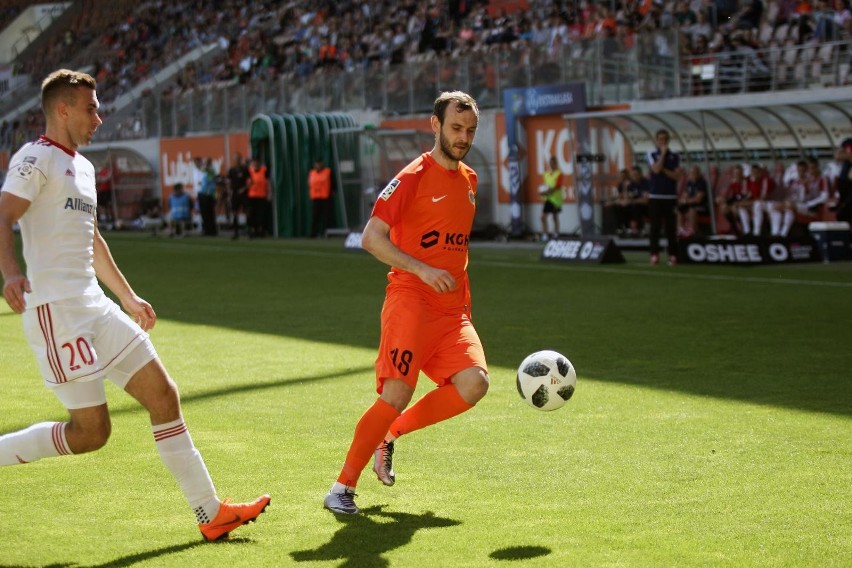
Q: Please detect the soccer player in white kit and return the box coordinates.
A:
[0,69,269,541]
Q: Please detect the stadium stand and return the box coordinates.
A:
[0,0,849,236]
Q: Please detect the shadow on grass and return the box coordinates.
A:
[0,539,206,568]
[489,545,552,560]
[290,505,460,567]
[77,236,852,418]
[1,366,373,433]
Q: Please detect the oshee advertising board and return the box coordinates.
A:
[677,237,819,265]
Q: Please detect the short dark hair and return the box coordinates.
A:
[41,69,96,114]
[433,91,479,124]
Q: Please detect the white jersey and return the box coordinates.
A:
[1,135,101,307]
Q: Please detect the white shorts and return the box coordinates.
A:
[22,294,158,409]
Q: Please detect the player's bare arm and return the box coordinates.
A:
[0,192,32,313]
[91,225,157,330]
[361,216,456,293]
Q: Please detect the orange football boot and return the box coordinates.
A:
[199,494,271,541]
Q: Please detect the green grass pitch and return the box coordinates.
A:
[0,234,849,567]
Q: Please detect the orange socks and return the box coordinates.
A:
[388,384,473,439]
[337,398,400,487]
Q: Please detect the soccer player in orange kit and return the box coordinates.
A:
[324,91,489,514]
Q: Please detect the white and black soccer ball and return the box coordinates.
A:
[516,350,577,411]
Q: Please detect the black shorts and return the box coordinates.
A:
[543,201,562,214]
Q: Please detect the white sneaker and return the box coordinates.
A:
[323,488,359,514]
[373,440,396,486]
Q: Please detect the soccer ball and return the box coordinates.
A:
[516,350,577,411]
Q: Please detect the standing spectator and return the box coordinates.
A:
[247,157,269,238]
[647,129,683,265]
[96,163,114,229]
[324,92,489,515]
[168,182,192,237]
[0,69,269,542]
[677,165,709,237]
[308,158,333,238]
[834,134,852,225]
[228,153,250,240]
[539,155,566,240]
[197,158,218,236]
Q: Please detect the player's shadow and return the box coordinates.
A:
[291,505,461,567]
[0,539,207,568]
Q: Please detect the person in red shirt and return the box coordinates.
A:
[716,164,748,235]
[308,158,333,237]
[324,92,488,515]
[96,163,113,227]
[737,163,764,235]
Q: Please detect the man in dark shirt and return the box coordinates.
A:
[835,137,852,225]
[646,129,683,265]
[228,153,249,240]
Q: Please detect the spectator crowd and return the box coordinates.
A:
[2,0,851,151]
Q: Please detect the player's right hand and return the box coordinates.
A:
[418,265,456,294]
[3,274,31,313]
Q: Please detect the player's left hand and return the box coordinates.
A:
[123,295,157,331]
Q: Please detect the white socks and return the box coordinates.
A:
[738,208,751,235]
[0,422,71,466]
[152,418,219,523]
[781,210,795,237]
[752,202,764,236]
[769,208,782,236]
[330,481,353,494]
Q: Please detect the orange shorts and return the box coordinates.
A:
[374,288,487,393]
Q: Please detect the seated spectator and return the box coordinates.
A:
[716,164,749,235]
[168,182,193,237]
[736,0,766,30]
[687,9,715,44]
[750,163,787,236]
[625,165,651,237]
[798,156,831,215]
[674,0,699,27]
[603,168,633,235]
[677,165,710,236]
[134,200,164,236]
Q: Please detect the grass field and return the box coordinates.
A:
[0,234,850,568]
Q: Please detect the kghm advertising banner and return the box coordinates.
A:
[503,83,586,237]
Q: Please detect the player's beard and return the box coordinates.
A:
[438,129,470,163]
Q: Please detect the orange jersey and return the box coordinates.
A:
[308,167,332,199]
[248,165,268,198]
[371,152,478,309]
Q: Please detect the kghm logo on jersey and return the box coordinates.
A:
[419,230,470,252]
[420,230,440,248]
[379,179,401,201]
